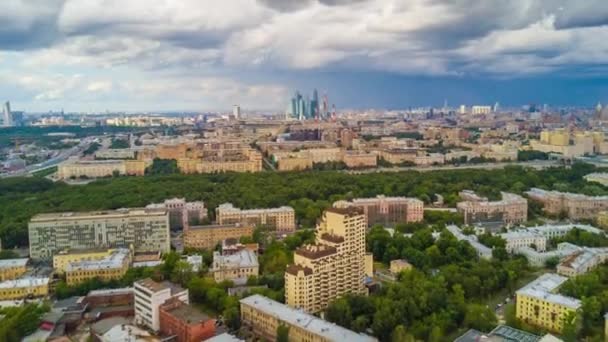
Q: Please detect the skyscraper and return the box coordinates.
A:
[232,105,240,119]
[2,101,12,127]
[312,89,319,118]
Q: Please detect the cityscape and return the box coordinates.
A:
[3,1,608,342]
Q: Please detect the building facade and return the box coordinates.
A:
[65,248,132,285]
[0,258,28,281]
[211,250,259,284]
[285,208,368,313]
[29,208,170,261]
[159,298,216,342]
[146,198,207,230]
[134,278,189,332]
[53,248,116,274]
[57,159,146,179]
[240,294,377,342]
[333,195,424,227]
[457,191,527,225]
[216,203,296,234]
[526,188,608,220]
[0,277,49,300]
[183,223,254,250]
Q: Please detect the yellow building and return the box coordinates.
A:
[216,203,296,234]
[597,211,608,230]
[240,294,377,342]
[57,159,146,179]
[211,250,258,284]
[183,224,254,250]
[285,207,367,313]
[515,273,581,333]
[64,248,132,285]
[540,129,570,146]
[0,258,28,281]
[53,248,115,274]
[0,277,49,300]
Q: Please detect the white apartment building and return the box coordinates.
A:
[134,278,189,331]
[500,230,547,253]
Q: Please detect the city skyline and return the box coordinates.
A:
[2,1,608,112]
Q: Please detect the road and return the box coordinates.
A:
[343,160,561,174]
[1,138,96,178]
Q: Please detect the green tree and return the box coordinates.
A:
[277,324,290,342]
[464,304,497,332]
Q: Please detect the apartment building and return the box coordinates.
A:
[146,198,207,230]
[499,231,547,253]
[342,151,377,168]
[65,248,132,285]
[159,298,216,342]
[333,195,424,227]
[134,278,189,332]
[446,225,492,260]
[557,247,608,277]
[240,294,377,342]
[0,258,28,281]
[526,188,608,220]
[516,274,581,333]
[211,250,259,284]
[183,223,254,250]
[285,207,368,313]
[515,243,582,268]
[53,248,117,274]
[457,191,527,225]
[29,208,170,261]
[0,276,49,300]
[216,203,296,234]
[57,159,146,179]
[176,148,263,174]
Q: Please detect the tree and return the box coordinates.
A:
[325,298,353,328]
[391,325,415,342]
[464,304,497,332]
[561,311,580,342]
[277,324,290,342]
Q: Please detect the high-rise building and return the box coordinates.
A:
[28,208,170,261]
[312,89,319,118]
[2,101,12,127]
[233,105,240,119]
[285,207,368,313]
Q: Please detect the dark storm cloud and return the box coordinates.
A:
[0,0,64,50]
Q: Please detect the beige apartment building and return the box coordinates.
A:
[526,188,608,220]
[177,150,262,174]
[28,208,170,261]
[240,294,377,342]
[342,151,377,168]
[65,248,132,285]
[457,191,528,225]
[285,207,368,313]
[183,223,254,250]
[333,195,424,227]
[211,250,259,284]
[57,159,146,179]
[216,203,296,234]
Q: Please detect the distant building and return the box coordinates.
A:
[526,188,608,220]
[53,248,120,274]
[29,208,170,261]
[556,247,608,277]
[134,278,189,331]
[211,250,259,284]
[2,101,12,127]
[285,208,368,313]
[57,159,146,179]
[99,323,160,342]
[183,223,254,250]
[390,259,413,275]
[333,195,424,227]
[233,105,241,120]
[516,274,580,333]
[446,225,492,260]
[240,294,377,342]
[216,203,296,234]
[146,198,207,230]
[457,191,527,226]
[471,106,492,115]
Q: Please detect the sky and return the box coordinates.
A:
[2,0,608,112]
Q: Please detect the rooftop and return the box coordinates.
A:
[516,273,581,310]
[240,295,377,342]
[160,299,211,324]
[87,287,133,297]
[30,208,167,222]
[217,203,294,215]
[135,278,186,296]
[0,258,28,269]
[204,333,244,342]
[65,248,130,272]
[324,206,364,217]
[295,244,337,259]
[285,264,313,276]
[213,250,258,269]
[0,276,49,289]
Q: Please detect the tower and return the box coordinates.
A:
[2,101,12,127]
[232,105,241,119]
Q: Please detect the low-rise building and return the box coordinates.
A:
[515,243,582,268]
[216,203,296,234]
[65,248,132,285]
[53,248,117,274]
[159,298,216,342]
[0,258,28,281]
[0,276,49,300]
[556,247,608,277]
[457,191,527,226]
[500,230,547,253]
[390,259,413,274]
[240,294,378,342]
[446,225,492,259]
[515,273,581,333]
[57,159,146,179]
[342,151,377,168]
[526,188,608,220]
[134,278,189,332]
[183,223,254,250]
[333,195,424,227]
[211,250,259,284]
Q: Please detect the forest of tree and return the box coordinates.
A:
[0,162,606,248]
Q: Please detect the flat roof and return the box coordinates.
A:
[135,278,185,295]
[0,258,28,269]
[66,249,130,272]
[30,208,168,222]
[162,300,210,324]
[213,250,258,269]
[0,276,49,289]
[240,294,377,342]
[204,333,244,342]
[216,203,294,214]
